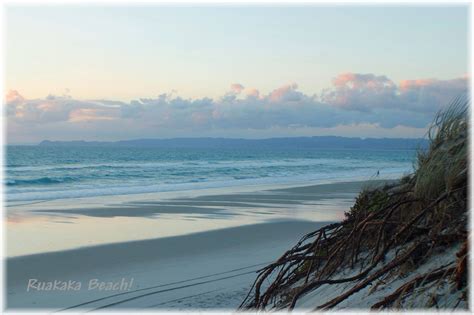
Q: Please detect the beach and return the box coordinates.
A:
[6,180,385,310]
[7,221,326,310]
[4,4,468,311]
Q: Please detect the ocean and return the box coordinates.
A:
[5,145,417,203]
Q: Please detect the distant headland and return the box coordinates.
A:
[38,136,428,150]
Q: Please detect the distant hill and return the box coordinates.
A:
[39,137,428,150]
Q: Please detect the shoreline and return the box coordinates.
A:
[8,178,392,214]
[7,179,391,257]
[7,173,402,206]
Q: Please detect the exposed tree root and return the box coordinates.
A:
[371,265,456,310]
[240,98,468,311]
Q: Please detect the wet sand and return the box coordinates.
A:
[6,179,391,310]
[7,221,329,310]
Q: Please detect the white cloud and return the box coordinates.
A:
[321,73,468,114]
[5,73,468,143]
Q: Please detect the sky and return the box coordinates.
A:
[4,5,470,143]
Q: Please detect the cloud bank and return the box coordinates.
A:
[5,73,468,143]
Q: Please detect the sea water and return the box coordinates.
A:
[5,145,417,203]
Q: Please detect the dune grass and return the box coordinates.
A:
[240,97,469,311]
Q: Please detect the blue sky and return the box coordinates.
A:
[5,5,470,143]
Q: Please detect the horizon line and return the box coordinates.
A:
[7,135,428,146]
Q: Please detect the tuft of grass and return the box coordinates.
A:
[241,96,469,311]
[414,96,468,200]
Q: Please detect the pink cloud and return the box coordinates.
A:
[269,83,300,102]
[230,83,245,94]
[322,73,467,113]
[69,108,116,123]
[332,73,356,87]
[398,77,468,93]
[246,88,260,98]
[5,90,24,104]
[5,73,468,143]
[332,73,395,90]
[322,73,397,111]
[399,79,436,91]
[37,103,58,111]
